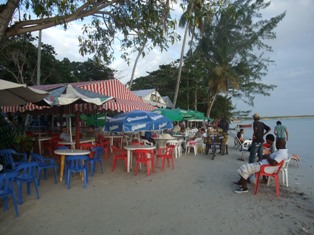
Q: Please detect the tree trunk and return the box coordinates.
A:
[206,94,217,118]
[173,22,189,107]
[129,41,146,89]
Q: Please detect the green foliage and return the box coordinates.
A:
[0,112,15,149]
[0,37,116,85]
[193,0,285,107]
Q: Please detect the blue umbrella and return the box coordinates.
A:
[104,110,173,132]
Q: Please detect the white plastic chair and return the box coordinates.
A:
[186,138,203,156]
[166,139,181,158]
[240,139,252,161]
[267,157,291,187]
[186,140,198,156]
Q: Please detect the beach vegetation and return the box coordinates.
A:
[190,0,286,117]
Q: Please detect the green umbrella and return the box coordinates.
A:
[153,108,183,121]
[175,108,194,119]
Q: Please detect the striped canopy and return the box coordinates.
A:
[1,79,155,113]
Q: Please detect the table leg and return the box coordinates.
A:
[127,149,131,173]
[60,155,65,182]
[38,140,42,155]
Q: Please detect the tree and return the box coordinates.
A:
[0,33,58,84]
[193,0,285,117]
[0,0,179,64]
[173,0,218,108]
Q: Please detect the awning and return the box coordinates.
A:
[1,79,155,113]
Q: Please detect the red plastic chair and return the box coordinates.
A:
[111,146,127,172]
[42,134,61,156]
[97,136,111,159]
[254,161,284,197]
[133,149,154,176]
[156,145,175,171]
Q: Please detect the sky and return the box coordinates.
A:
[36,0,314,117]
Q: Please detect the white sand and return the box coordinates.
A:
[0,138,313,235]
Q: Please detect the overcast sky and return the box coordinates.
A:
[38,0,314,117]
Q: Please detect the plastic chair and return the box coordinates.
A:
[88,146,104,176]
[134,149,154,176]
[79,142,94,151]
[156,145,175,171]
[42,134,61,156]
[0,171,19,217]
[14,162,40,204]
[166,139,181,158]
[0,149,27,172]
[239,140,252,161]
[30,152,57,185]
[96,136,110,159]
[65,155,89,189]
[186,140,198,156]
[254,161,284,197]
[111,145,127,172]
[267,157,291,187]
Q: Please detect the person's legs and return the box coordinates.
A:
[248,142,261,163]
[257,144,263,161]
[235,163,260,193]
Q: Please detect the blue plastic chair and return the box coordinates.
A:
[14,162,40,204]
[88,146,104,176]
[0,149,27,172]
[0,171,19,217]
[65,155,89,189]
[30,152,57,185]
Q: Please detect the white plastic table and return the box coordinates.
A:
[54,149,90,182]
[58,138,95,149]
[123,145,156,173]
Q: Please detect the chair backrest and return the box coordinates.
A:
[260,161,284,175]
[111,145,127,156]
[0,149,27,171]
[240,140,252,151]
[80,142,94,151]
[133,149,151,161]
[66,155,88,171]
[0,171,17,194]
[91,146,104,159]
[16,162,39,178]
[30,152,45,163]
[0,149,16,171]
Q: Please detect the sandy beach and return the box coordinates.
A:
[0,138,313,235]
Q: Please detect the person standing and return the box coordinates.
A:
[274,121,288,141]
[218,116,229,155]
[248,113,271,163]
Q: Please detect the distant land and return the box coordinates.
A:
[240,115,314,120]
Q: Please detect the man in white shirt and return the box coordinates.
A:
[233,138,288,193]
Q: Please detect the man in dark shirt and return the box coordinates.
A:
[218,116,229,155]
[248,113,271,163]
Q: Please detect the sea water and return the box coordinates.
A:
[232,118,314,165]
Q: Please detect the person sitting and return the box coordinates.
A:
[233,138,288,193]
[172,122,181,133]
[237,129,245,143]
[60,127,71,141]
[85,125,97,139]
[263,134,276,155]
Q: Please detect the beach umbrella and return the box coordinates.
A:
[0,79,48,106]
[40,84,112,106]
[104,110,173,132]
[40,84,113,147]
[152,108,183,121]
